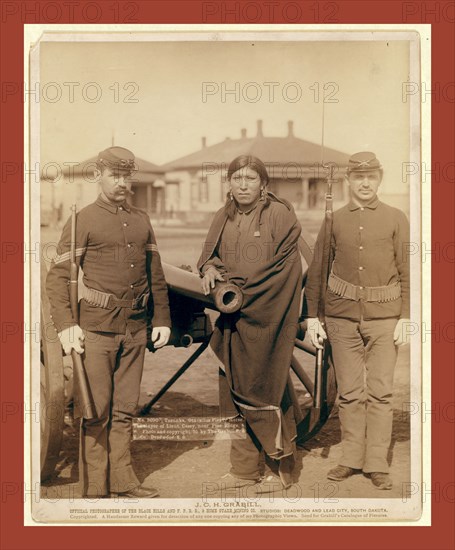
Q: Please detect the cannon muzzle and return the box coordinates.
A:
[147,263,243,351]
[162,263,243,314]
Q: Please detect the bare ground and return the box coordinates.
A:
[41,345,410,501]
[40,225,410,501]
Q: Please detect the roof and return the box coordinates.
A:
[161,122,350,173]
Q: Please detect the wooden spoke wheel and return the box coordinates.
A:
[40,261,65,482]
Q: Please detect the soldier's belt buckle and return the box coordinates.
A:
[357,287,366,301]
[105,294,115,309]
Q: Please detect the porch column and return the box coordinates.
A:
[301,176,309,209]
[146,183,153,213]
[342,176,349,202]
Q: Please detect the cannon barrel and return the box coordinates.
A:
[146,263,243,352]
[161,263,243,314]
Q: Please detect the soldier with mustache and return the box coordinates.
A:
[46,146,171,498]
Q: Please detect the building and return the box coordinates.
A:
[41,124,408,228]
[161,120,351,222]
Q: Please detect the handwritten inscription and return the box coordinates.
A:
[133,416,246,441]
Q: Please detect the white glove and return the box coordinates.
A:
[152,326,171,349]
[394,318,411,346]
[307,318,327,349]
[58,325,85,355]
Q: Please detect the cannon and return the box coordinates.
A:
[39,228,336,482]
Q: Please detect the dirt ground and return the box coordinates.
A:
[40,224,411,501]
[41,345,410,501]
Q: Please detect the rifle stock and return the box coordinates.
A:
[69,205,96,420]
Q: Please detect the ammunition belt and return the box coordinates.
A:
[82,286,149,310]
[328,272,401,303]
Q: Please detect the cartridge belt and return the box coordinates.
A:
[82,286,149,310]
[328,272,401,303]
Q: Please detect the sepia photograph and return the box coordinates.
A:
[26,25,426,524]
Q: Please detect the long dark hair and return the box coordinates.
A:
[227,155,270,186]
[225,155,270,219]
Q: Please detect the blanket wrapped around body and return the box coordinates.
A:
[198,194,303,459]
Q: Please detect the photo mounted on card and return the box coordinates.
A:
[25,24,429,525]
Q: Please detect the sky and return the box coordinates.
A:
[38,31,415,195]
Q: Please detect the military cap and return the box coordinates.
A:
[97,146,137,171]
[346,151,382,173]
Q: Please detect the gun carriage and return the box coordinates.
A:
[40,227,336,482]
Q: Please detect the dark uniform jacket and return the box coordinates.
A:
[46,195,171,334]
[305,198,410,321]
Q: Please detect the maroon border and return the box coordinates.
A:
[1,1,454,549]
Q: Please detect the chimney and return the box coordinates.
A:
[201,137,206,148]
[241,128,247,138]
[287,120,294,138]
[256,119,263,137]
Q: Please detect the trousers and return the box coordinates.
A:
[78,327,147,497]
[325,316,398,473]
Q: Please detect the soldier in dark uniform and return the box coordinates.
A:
[46,146,171,498]
[305,152,410,490]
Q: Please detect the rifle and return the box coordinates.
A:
[69,204,96,419]
[313,165,336,410]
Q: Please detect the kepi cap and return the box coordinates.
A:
[346,151,382,173]
[97,146,136,171]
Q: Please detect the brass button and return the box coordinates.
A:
[359,226,364,230]
[359,246,364,250]
[359,266,364,271]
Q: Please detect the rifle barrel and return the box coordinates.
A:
[69,204,96,420]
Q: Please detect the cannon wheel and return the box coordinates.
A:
[40,261,65,482]
[294,227,337,444]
